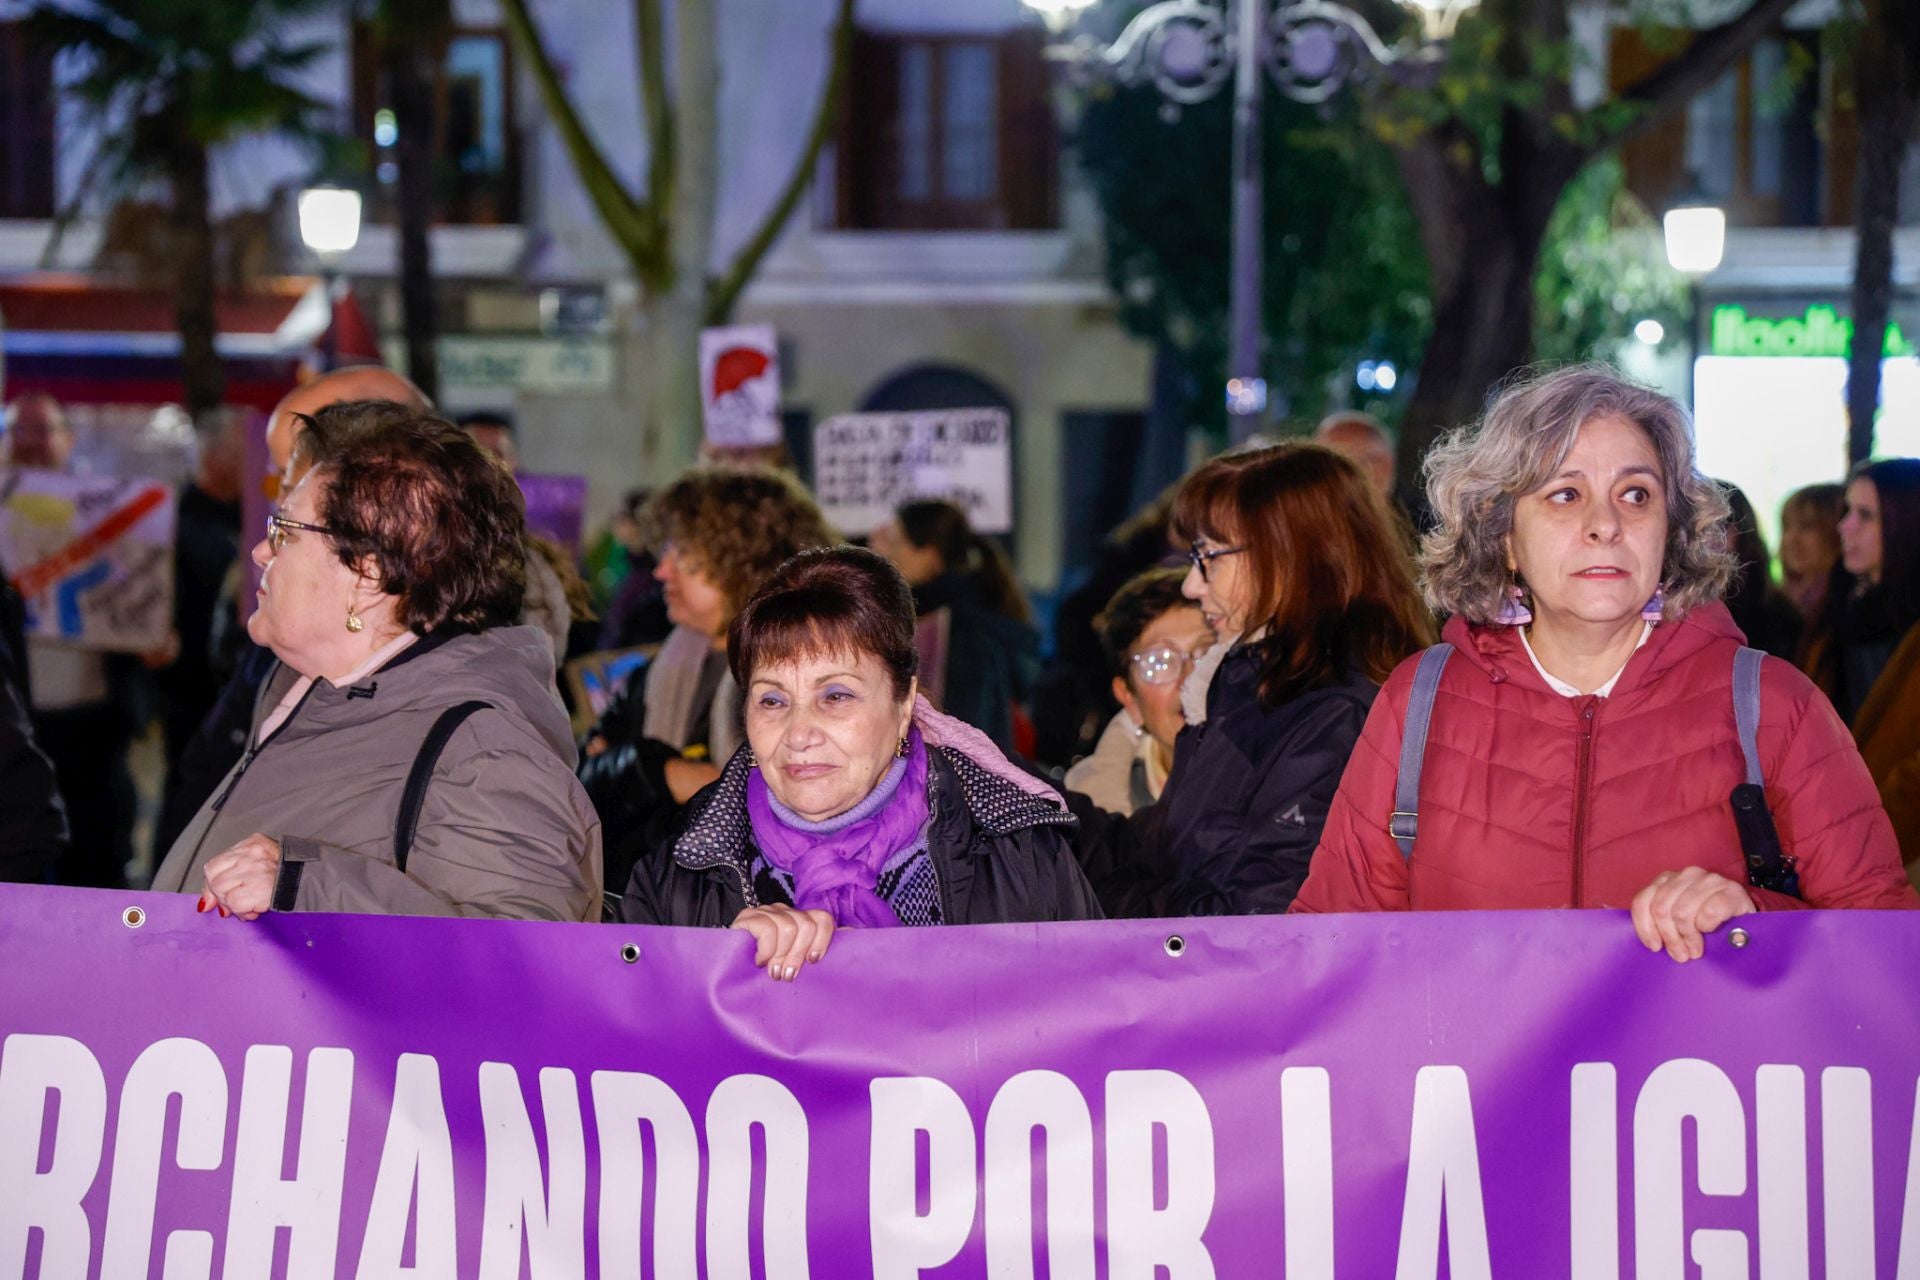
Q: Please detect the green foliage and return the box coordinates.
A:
[1070,5,1686,436]
[1073,70,1431,435]
[25,0,334,196]
[1532,156,1689,366]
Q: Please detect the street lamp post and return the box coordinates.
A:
[1033,0,1451,442]
[297,185,364,372]
[1662,179,1726,409]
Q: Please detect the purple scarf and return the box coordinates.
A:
[745,730,931,928]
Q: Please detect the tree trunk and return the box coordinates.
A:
[643,0,717,471]
[1845,2,1919,467]
[167,134,224,423]
[387,38,441,403]
[635,290,705,478]
[1391,138,1550,503]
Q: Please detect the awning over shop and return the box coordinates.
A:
[0,277,381,411]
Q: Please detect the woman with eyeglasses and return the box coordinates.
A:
[1070,442,1434,916]
[1064,569,1214,814]
[151,402,602,921]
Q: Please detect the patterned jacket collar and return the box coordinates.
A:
[670,743,1074,875]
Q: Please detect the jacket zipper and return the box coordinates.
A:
[1572,697,1600,906]
[183,672,316,873]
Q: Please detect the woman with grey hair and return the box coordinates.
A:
[1292,365,1915,952]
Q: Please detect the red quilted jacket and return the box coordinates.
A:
[1292,603,1918,913]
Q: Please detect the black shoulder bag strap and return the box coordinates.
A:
[1389,643,1455,859]
[1731,646,1800,898]
[394,701,493,873]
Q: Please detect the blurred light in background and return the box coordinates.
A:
[297,185,363,261]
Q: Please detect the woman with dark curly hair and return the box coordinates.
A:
[580,466,837,895]
[151,403,603,921]
[1293,366,1916,952]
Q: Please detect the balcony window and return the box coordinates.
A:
[351,26,520,225]
[837,28,1057,231]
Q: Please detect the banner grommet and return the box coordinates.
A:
[619,942,641,964]
[1163,935,1186,958]
[121,906,145,929]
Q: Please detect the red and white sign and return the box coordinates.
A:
[698,325,782,447]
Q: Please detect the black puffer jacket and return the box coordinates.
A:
[1070,640,1376,917]
[622,743,1101,927]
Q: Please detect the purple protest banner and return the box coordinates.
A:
[2,882,1917,1279]
[517,473,589,555]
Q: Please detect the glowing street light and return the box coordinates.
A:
[1662,179,1724,406]
[298,185,363,371]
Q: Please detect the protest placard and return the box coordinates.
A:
[812,407,1013,534]
[517,472,589,554]
[0,469,175,651]
[699,324,782,447]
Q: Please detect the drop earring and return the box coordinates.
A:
[345,606,364,634]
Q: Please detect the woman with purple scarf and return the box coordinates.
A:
[621,547,1100,977]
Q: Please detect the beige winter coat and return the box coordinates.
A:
[152,624,602,921]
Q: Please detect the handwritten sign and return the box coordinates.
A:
[698,325,782,447]
[0,469,175,651]
[812,408,1013,534]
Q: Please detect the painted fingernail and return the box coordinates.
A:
[784,965,797,981]
[808,952,823,964]
[196,897,209,913]
[217,905,230,918]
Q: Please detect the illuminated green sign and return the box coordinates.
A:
[1710,304,1915,358]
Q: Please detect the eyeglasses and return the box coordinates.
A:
[266,513,341,555]
[1188,538,1246,582]
[1128,642,1205,687]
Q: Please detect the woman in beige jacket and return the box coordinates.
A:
[151,402,601,922]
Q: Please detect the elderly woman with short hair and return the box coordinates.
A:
[623,546,1099,979]
[152,404,602,920]
[1293,365,1917,953]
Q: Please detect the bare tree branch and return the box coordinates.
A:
[1581,0,1801,158]
[637,0,675,220]
[499,0,665,285]
[705,0,855,324]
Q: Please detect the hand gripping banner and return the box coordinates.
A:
[2,882,1917,1279]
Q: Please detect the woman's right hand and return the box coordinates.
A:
[729,904,836,981]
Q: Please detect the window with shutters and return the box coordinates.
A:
[836,29,1058,231]
[350,25,520,226]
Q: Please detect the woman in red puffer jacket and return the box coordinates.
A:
[1291,366,1917,956]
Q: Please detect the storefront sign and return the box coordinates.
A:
[381,337,614,397]
[1710,304,1916,359]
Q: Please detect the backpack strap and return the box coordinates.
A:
[394,701,493,873]
[1732,645,1765,787]
[1389,644,1454,859]
[1728,647,1799,898]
